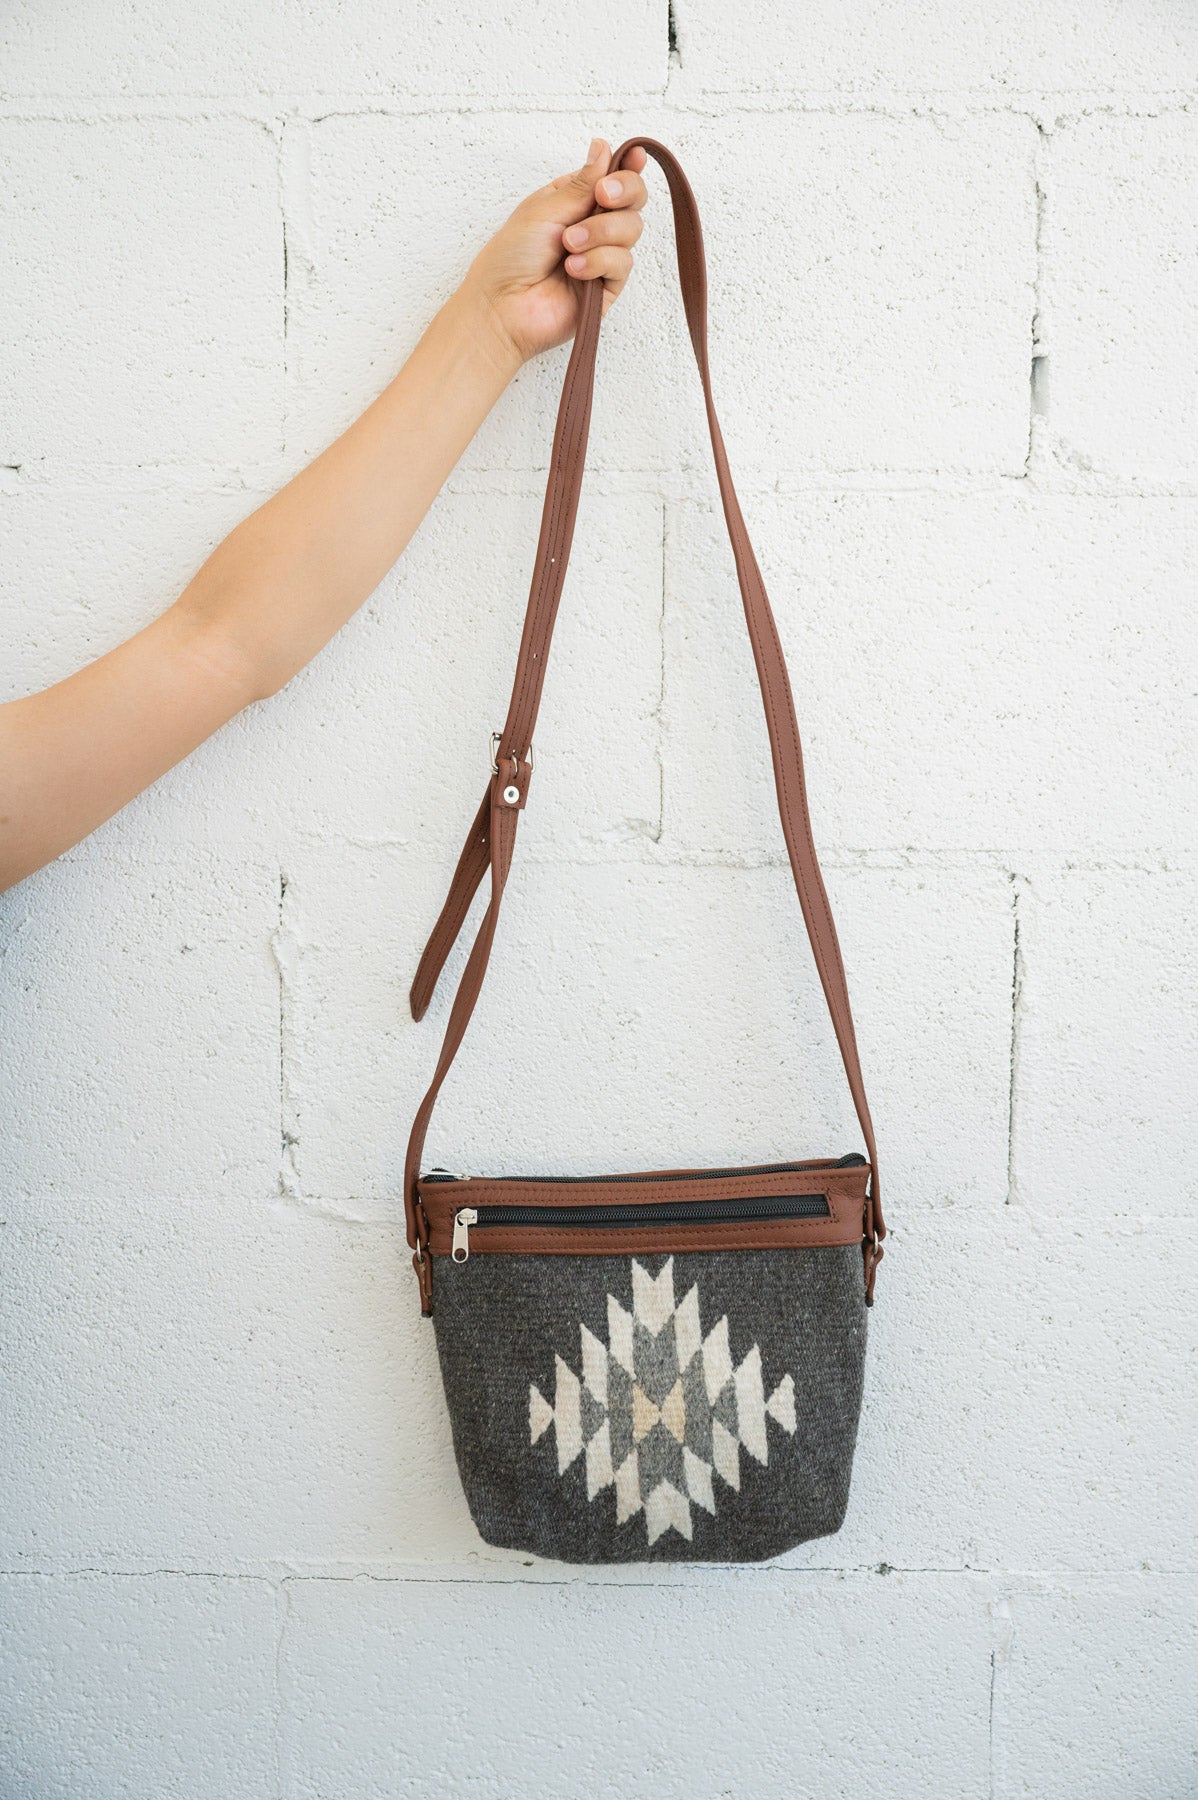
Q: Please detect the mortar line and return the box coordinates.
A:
[272,1577,290,1800]
[278,873,287,1188]
[15,463,1198,498]
[266,840,1197,875]
[6,1564,1195,1583]
[1025,120,1049,480]
[4,93,1197,125]
[279,116,290,424]
[1006,875,1024,1204]
[1,1569,278,1582]
[273,869,301,1199]
[654,496,668,843]
[988,1643,997,1799]
[988,1594,1014,1800]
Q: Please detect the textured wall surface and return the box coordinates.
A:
[2,4,1197,1796]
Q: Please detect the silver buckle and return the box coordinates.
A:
[490,732,534,776]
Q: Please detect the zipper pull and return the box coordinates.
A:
[451,1207,479,1263]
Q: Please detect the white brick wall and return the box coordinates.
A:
[1,4,1195,1794]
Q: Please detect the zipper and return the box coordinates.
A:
[450,1190,832,1263]
[425,1152,867,1188]
[451,1207,479,1262]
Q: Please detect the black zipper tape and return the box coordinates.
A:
[469,1192,831,1230]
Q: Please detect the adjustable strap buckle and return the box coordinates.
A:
[489,732,535,775]
[490,732,535,809]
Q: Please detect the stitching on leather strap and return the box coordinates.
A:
[404,139,884,1275]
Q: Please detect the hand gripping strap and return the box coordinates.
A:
[404,139,884,1299]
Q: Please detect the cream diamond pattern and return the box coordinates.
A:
[528,1257,797,1545]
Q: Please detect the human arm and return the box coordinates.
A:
[0,138,648,892]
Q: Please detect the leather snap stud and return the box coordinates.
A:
[502,784,520,805]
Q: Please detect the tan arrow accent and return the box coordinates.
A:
[660,1378,686,1445]
[632,1383,659,1443]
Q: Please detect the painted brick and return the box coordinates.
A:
[0,1575,276,1800]
[0,851,279,1201]
[0,1,281,98]
[0,1198,469,1567]
[284,111,580,471]
[1,0,1196,1786]
[672,0,1198,95]
[651,113,1035,478]
[0,480,664,860]
[283,110,667,477]
[0,119,283,480]
[0,483,289,860]
[284,0,665,100]
[0,485,273,705]
[819,1215,1197,1576]
[1013,870,1198,1219]
[1002,1580,1198,1798]
[262,486,664,856]
[279,1571,993,1798]
[1042,113,1198,486]
[286,110,1034,480]
[280,850,1010,1215]
[664,494,1198,856]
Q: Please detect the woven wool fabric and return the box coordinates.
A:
[433,1246,867,1564]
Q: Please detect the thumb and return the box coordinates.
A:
[536,137,612,226]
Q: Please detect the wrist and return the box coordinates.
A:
[443,277,526,386]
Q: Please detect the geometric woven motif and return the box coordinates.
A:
[529,1257,797,1546]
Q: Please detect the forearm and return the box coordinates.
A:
[179,282,520,700]
[0,286,518,892]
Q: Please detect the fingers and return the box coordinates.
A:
[537,137,613,226]
[591,159,649,218]
[536,139,649,228]
[559,143,647,301]
[562,206,644,261]
[562,244,634,288]
[531,138,650,309]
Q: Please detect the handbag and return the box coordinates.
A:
[403,138,885,1563]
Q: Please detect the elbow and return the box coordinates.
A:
[173,529,302,707]
[171,590,291,710]
[244,640,307,704]
[177,620,271,711]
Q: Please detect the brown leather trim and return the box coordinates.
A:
[427,1217,865,1258]
[420,1163,870,1258]
[419,1165,869,1213]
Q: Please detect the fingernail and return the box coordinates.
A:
[587,137,603,163]
[563,224,588,249]
[601,176,623,202]
[565,253,586,274]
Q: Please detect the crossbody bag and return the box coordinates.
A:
[403,138,885,1563]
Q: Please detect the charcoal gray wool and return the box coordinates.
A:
[432,1246,867,1564]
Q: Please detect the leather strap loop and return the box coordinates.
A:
[404,139,884,1278]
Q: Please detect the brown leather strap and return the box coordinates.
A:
[405,138,884,1289]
